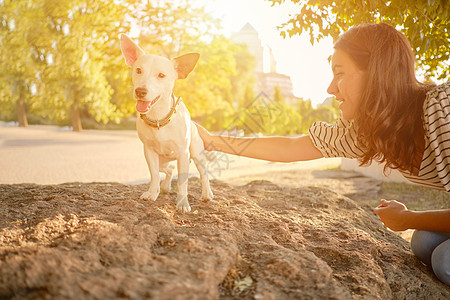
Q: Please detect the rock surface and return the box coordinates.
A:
[0,179,449,299]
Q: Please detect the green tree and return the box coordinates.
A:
[231,44,257,108]
[128,0,219,59]
[268,0,450,80]
[0,0,49,126]
[241,84,256,108]
[120,1,253,131]
[296,98,314,133]
[174,36,256,130]
[234,93,303,136]
[307,105,340,126]
[0,0,130,131]
[0,0,256,132]
[34,0,128,131]
[272,102,302,135]
[273,86,285,104]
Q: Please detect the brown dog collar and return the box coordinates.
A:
[140,95,182,129]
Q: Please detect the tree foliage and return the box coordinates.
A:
[128,0,220,59]
[0,0,256,131]
[229,94,340,136]
[174,37,255,124]
[0,0,341,135]
[36,0,128,131]
[268,0,450,80]
[0,0,48,126]
[295,97,340,134]
[122,1,257,132]
[273,86,285,104]
[0,0,131,131]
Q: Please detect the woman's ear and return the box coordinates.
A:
[173,53,200,79]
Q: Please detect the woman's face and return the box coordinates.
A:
[327,49,366,120]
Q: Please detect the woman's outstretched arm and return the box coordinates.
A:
[194,122,324,163]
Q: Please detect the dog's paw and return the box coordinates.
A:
[176,202,191,213]
[160,187,170,194]
[176,195,191,213]
[140,190,159,201]
[160,182,171,194]
[202,186,214,202]
[202,190,214,202]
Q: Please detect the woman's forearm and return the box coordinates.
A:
[406,209,450,232]
[194,122,323,162]
[374,200,450,232]
[208,134,323,162]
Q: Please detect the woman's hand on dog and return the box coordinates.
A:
[193,122,215,151]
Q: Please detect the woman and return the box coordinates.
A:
[195,23,450,285]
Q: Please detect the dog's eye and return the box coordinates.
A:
[136,68,142,74]
[158,73,166,78]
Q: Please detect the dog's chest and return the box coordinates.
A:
[137,123,188,159]
[148,138,179,158]
[141,135,182,158]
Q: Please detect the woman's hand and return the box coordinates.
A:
[193,122,215,151]
[374,200,450,232]
[373,199,411,231]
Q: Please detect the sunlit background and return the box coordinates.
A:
[1,0,446,133]
[0,0,344,185]
[0,1,448,200]
[202,0,334,107]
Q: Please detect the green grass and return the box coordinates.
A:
[377,182,450,211]
[323,167,450,211]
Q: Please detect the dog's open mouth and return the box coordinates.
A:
[136,96,160,113]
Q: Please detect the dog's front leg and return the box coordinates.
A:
[141,145,160,201]
[176,151,191,213]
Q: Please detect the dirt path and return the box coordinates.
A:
[1,179,449,299]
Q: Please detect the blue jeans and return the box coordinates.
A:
[411,230,450,286]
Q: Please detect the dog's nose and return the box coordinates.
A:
[135,87,148,99]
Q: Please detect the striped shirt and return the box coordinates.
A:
[308,82,450,193]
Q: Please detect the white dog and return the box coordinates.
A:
[120,34,213,213]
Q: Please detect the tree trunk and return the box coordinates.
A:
[16,99,28,127]
[71,103,83,132]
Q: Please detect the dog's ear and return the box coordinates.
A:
[173,53,200,79]
[120,34,145,67]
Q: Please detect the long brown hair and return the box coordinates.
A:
[334,23,433,174]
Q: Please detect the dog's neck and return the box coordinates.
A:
[140,93,182,129]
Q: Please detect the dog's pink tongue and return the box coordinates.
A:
[136,100,150,113]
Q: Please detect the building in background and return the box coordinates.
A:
[231,23,264,73]
[231,23,296,105]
